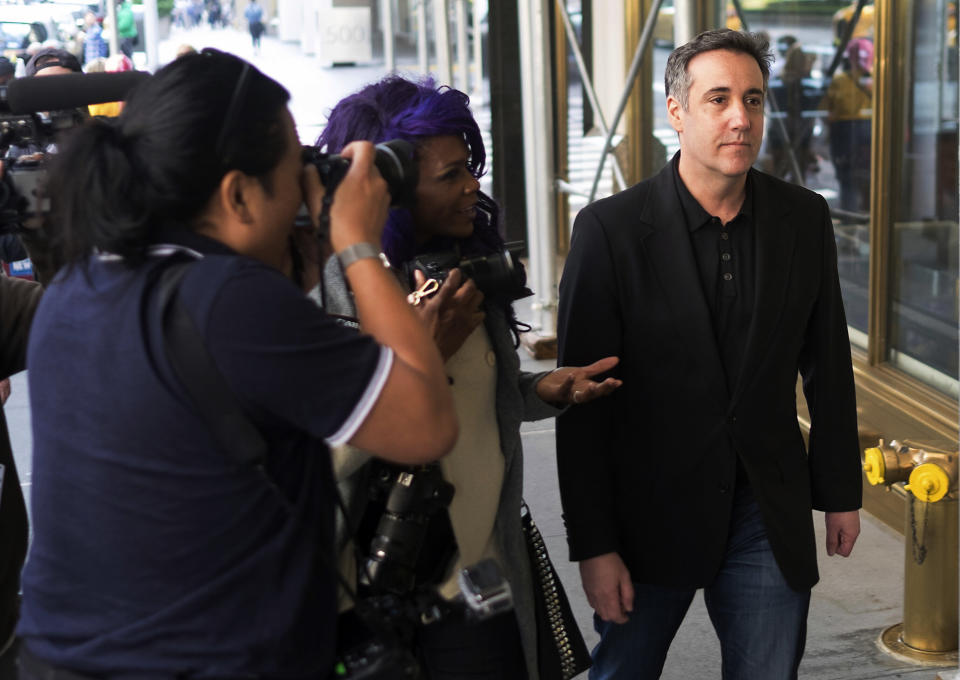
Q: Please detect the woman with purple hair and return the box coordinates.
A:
[317,76,621,679]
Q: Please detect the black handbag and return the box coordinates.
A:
[520,502,591,680]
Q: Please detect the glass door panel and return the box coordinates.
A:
[729,0,874,341]
[888,0,958,396]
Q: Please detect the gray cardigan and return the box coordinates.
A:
[319,256,560,680]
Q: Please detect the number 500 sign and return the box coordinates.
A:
[318,7,373,64]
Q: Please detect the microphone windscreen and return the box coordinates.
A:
[6,71,151,114]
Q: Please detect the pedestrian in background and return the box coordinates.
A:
[821,38,873,214]
[82,12,108,66]
[115,0,138,60]
[244,0,265,54]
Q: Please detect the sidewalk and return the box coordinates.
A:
[10,349,941,679]
[517,349,952,680]
[158,23,395,143]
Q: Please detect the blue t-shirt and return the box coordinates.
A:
[83,25,108,64]
[19,232,392,678]
[245,3,263,23]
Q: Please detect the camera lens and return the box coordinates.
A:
[303,139,418,208]
[460,243,530,302]
[361,463,454,595]
[372,140,418,206]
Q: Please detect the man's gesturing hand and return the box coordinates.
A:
[825,510,860,557]
[579,552,634,624]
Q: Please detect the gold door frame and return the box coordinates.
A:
[624,0,655,185]
[859,0,958,441]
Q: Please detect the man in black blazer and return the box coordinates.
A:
[556,29,862,679]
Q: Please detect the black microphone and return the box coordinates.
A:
[5,71,151,114]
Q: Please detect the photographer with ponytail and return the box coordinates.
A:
[17,51,456,678]
[318,76,622,680]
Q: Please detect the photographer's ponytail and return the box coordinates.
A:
[43,50,290,272]
[46,117,151,268]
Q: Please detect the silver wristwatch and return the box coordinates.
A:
[337,242,389,269]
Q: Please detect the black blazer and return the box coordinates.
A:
[556,162,862,591]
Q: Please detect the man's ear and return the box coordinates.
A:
[218,169,256,225]
[666,95,684,133]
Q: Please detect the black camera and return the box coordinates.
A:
[303,139,418,209]
[360,462,456,595]
[333,461,514,679]
[410,242,533,303]
[334,596,422,680]
[334,559,514,680]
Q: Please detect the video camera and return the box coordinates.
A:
[0,71,149,232]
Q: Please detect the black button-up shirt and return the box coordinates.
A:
[672,156,756,396]
[672,156,757,495]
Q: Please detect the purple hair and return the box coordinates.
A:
[316,75,505,267]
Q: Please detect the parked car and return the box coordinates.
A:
[0,6,58,62]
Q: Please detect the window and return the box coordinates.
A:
[888,0,959,395]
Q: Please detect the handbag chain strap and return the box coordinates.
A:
[521,503,582,680]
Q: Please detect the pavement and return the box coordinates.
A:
[519,345,956,680]
[3,21,957,680]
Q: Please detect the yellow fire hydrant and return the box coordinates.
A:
[863,440,958,665]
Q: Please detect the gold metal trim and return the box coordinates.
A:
[867,0,908,365]
[624,0,654,183]
[879,624,960,667]
[851,348,959,443]
[901,495,957,654]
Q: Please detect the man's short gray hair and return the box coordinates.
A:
[665,29,773,110]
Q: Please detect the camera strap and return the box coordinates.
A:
[154,256,366,604]
[157,259,268,472]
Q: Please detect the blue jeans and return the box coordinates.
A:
[590,485,811,680]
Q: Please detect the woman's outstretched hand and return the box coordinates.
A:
[535,356,622,406]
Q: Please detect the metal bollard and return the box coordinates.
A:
[863,440,958,666]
